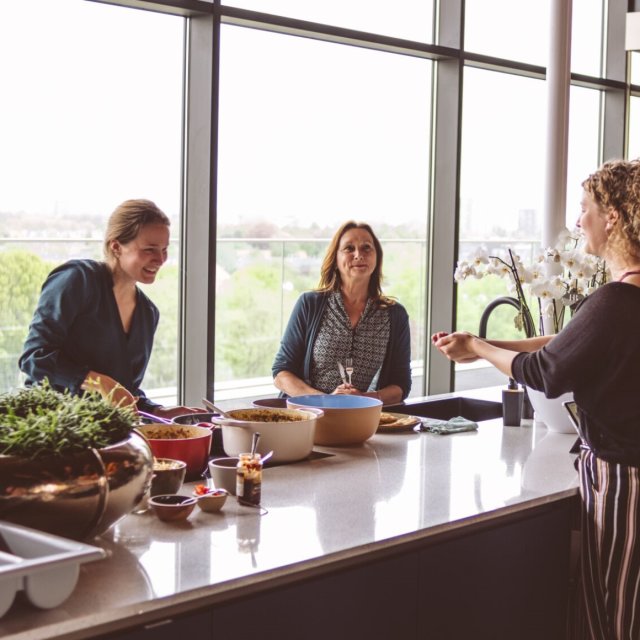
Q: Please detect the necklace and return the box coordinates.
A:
[618,269,640,282]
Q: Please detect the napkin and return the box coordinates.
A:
[418,416,478,435]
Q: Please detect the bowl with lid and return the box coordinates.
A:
[212,407,322,463]
[286,395,383,446]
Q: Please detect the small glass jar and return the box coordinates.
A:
[236,453,262,506]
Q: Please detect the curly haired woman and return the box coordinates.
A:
[433,158,640,640]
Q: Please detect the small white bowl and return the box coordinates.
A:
[196,489,229,513]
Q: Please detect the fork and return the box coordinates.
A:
[345,357,354,386]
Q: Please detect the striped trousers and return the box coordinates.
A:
[574,447,640,640]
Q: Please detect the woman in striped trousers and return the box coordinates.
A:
[433,157,640,639]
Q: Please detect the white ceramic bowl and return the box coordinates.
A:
[286,395,383,446]
[213,408,322,463]
[526,389,577,434]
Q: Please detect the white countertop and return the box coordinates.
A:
[0,388,580,640]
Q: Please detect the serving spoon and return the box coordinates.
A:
[201,397,232,419]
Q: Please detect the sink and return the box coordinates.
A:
[387,396,502,422]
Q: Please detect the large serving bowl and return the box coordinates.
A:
[0,431,153,541]
[286,395,383,446]
[136,424,212,481]
[172,412,224,455]
[213,408,322,463]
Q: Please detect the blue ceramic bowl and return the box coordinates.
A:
[286,394,382,446]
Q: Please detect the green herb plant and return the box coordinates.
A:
[0,380,137,458]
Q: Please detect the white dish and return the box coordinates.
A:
[0,521,105,617]
[214,407,321,463]
[526,388,577,434]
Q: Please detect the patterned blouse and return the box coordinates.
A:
[310,291,391,394]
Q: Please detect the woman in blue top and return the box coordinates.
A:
[272,221,412,405]
[20,199,194,418]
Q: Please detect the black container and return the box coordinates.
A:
[502,379,524,427]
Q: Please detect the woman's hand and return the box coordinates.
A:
[154,406,202,419]
[81,372,137,409]
[332,383,361,395]
[432,331,481,364]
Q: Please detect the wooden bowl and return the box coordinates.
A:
[286,395,383,446]
[149,495,196,522]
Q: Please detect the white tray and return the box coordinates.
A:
[0,521,106,618]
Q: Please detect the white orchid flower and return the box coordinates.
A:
[554,227,572,249]
[470,246,490,267]
[530,276,565,300]
[454,261,478,282]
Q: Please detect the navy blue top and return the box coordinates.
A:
[19,259,160,411]
[272,291,412,399]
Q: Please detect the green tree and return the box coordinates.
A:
[0,250,53,391]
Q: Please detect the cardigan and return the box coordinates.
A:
[512,283,640,465]
[19,259,161,411]
[272,291,412,399]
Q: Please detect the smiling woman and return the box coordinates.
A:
[19,200,195,419]
[272,221,412,406]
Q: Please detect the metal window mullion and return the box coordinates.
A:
[181,9,218,406]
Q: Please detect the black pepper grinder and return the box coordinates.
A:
[502,378,524,427]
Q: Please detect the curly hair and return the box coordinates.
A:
[582,158,640,261]
[103,199,170,260]
[316,221,394,306]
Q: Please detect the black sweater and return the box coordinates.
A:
[512,282,640,465]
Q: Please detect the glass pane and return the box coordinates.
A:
[457,67,546,350]
[464,0,549,66]
[571,0,604,77]
[630,96,640,160]
[223,0,434,43]
[566,86,601,228]
[217,25,432,398]
[0,0,184,401]
[632,52,640,87]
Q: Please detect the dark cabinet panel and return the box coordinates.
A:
[104,611,213,640]
[211,553,419,640]
[417,504,572,640]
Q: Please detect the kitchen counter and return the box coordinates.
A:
[0,387,580,640]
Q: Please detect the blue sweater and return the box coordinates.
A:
[19,259,160,411]
[272,291,412,399]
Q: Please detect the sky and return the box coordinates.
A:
[0,0,624,237]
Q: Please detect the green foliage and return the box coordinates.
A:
[139,264,180,389]
[0,250,53,390]
[0,381,136,458]
[456,277,526,340]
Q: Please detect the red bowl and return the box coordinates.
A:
[136,424,212,481]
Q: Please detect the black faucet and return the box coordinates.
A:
[478,296,535,339]
[478,296,535,419]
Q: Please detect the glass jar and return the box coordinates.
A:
[236,453,262,506]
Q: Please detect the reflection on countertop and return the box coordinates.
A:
[0,387,580,640]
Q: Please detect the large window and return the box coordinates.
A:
[457,68,546,347]
[216,24,432,397]
[222,0,434,43]
[0,0,633,402]
[0,0,184,399]
[464,0,550,66]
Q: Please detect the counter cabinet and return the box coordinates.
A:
[105,499,575,640]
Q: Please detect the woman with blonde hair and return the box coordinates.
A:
[433,158,640,639]
[20,199,195,418]
[273,221,411,405]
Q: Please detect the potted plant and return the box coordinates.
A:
[455,228,610,432]
[0,381,153,540]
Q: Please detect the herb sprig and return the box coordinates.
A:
[0,381,137,458]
